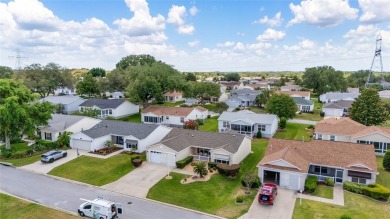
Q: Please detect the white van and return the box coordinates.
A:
[78,197,123,219]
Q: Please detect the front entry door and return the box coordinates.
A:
[335,169,343,184]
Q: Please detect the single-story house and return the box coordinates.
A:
[164,91,184,102]
[111,91,125,99]
[292,97,314,112]
[275,91,311,100]
[281,84,302,91]
[218,110,278,138]
[184,98,199,106]
[229,89,261,107]
[39,96,86,114]
[219,81,243,90]
[79,99,139,119]
[319,92,360,103]
[258,138,378,191]
[146,128,251,167]
[379,90,390,99]
[141,105,208,127]
[40,114,101,142]
[322,100,354,117]
[53,87,76,96]
[315,117,390,155]
[70,120,172,152]
[244,84,270,90]
[347,88,359,93]
[202,92,229,104]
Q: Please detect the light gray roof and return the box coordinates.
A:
[230,89,260,95]
[80,99,126,109]
[292,97,314,106]
[159,128,246,154]
[323,92,360,100]
[40,96,85,105]
[218,110,278,125]
[81,120,159,139]
[347,88,359,93]
[44,114,88,132]
[323,100,354,109]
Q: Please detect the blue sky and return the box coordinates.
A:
[0,0,389,71]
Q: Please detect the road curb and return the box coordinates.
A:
[0,162,15,167]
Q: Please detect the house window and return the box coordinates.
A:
[44,132,52,140]
[116,136,124,145]
[144,116,159,123]
[330,135,336,141]
[223,121,230,128]
[302,106,310,112]
[180,117,185,123]
[314,166,320,173]
[80,107,84,112]
[258,124,266,132]
[357,140,367,144]
[321,167,328,174]
[126,143,138,151]
[214,159,229,165]
[166,116,169,120]
[108,109,112,115]
[317,134,322,140]
[351,177,367,184]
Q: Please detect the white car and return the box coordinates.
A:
[40,150,67,163]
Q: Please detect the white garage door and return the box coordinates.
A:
[149,151,176,167]
[280,172,300,190]
[72,139,92,151]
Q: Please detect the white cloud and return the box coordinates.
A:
[255,12,282,27]
[359,0,390,23]
[237,32,246,37]
[189,6,198,16]
[167,5,195,35]
[216,41,235,47]
[233,42,245,53]
[288,0,359,27]
[187,40,199,47]
[257,28,286,41]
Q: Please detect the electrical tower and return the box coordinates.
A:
[8,49,28,70]
[366,34,383,87]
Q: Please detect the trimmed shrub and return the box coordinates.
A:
[383,150,390,171]
[131,159,143,167]
[320,111,325,117]
[257,131,262,138]
[207,115,211,119]
[305,175,318,193]
[216,163,240,177]
[362,184,390,201]
[34,144,47,152]
[325,177,335,187]
[241,175,262,188]
[340,215,351,219]
[208,162,217,169]
[236,195,244,203]
[12,151,25,159]
[26,148,34,156]
[176,156,194,169]
[279,117,287,129]
[196,119,204,126]
[131,155,140,162]
[1,149,13,158]
[343,181,365,194]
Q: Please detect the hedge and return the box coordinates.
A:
[130,155,140,162]
[343,181,366,194]
[208,162,217,169]
[176,156,194,169]
[325,177,335,187]
[343,182,390,201]
[305,175,318,193]
[216,163,240,177]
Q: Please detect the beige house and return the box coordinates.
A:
[147,128,252,167]
[164,91,184,102]
[315,117,390,155]
[258,138,378,191]
[275,91,311,100]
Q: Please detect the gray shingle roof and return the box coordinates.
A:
[323,100,354,109]
[218,110,278,125]
[230,89,260,95]
[292,97,314,106]
[81,120,158,139]
[323,92,360,100]
[44,114,88,132]
[80,99,126,109]
[159,128,246,154]
[40,96,85,105]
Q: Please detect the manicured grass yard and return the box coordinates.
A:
[294,98,323,121]
[376,156,390,189]
[157,101,185,107]
[199,116,219,132]
[48,154,134,186]
[247,106,266,114]
[293,191,390,219]
[311,185,333,199]
[273,122,313,141]
[147,139,269,219]
[0,143,43,167]
[118,113,141,123]
[0,193,78,219]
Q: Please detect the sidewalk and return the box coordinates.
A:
[299,185,344,206]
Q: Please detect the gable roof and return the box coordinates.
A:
[351,126,390,139]
[323,100,354,109]
[275,91,310,97]
[142,105,207,116]
[347,88,359,93]
[158,128,246,154]
[40,96,85,105]
[258,138,377,173]
[43,114,91,132]
[80,99,127,109]
[322,92,360,100]
[218,110,278,124]
[230,88,260,95]
[81,120,159,139]
[164,90,183,97]
[315,117,366,135]
[281,85,301,90]
[292,97,313,106]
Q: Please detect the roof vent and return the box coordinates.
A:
[191,134,194,137]
[233,134,235,137]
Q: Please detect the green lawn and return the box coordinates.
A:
[117,113,141,123]
[311,185,333,199]
[0,193,78,219]
[376,156,390,189]
[247,106,266,114]
[199,116,219,132]
[193,104,217,112]
[293,191,390,219]
[154,101,185,107]
[0,142,44,167]
[273,122,313,141]
[48,154,135,186]
[147,139,269,219]
[294,99,323,121]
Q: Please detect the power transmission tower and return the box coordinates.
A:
[8,49,28,70]
[366,34,383,88]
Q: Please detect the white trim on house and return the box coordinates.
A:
[265,159,302,170]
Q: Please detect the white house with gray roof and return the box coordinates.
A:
[319,92,360,103]
[229,89,261,107]
[39,96,86,114]
[69,120,171,152]
[147,128,251,166]
[292,97,314,112]
[79,99,139,119]
[39,114,101,142]
[218,110,278,138]
[322,100,354,117]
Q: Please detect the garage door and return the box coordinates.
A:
[149,151,176,167]
[280,172,300,190]
[72,139,92,151]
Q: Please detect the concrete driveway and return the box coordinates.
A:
[102,162,168,198]
[240,188,296,219]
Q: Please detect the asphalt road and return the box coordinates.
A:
[0,165,218,219]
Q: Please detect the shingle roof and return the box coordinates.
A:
[80,99,126,109]
[315,117,366,135]
[323,92,360,100]
[81,120,159,139]
[351,126,390,139]
[281,85,301,90]
[159,128,246,154]
[230,89,260,95]
[44,114,89,132]
[40,96,85,105]
[142,105,207,116]
[275,91,310,97]
[164,91,183,97]
[218,110,278,125]
[323,100,354,109]
[258,138,377,173]
[292,97,313,106]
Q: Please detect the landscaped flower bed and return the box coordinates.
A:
[92,146,122,155]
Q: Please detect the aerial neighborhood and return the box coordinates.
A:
[0,1,390,219]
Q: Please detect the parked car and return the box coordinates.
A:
[258,183,278,205]
[41,150,67,163]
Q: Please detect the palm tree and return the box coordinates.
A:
[255,89,274,108]
[193,162,208,178]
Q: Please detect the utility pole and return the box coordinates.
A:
[8,49,28,70]
[366,34,383,88]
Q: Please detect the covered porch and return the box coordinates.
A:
[190,147,211,162]
[308,164,344,184]
[230,120,255,136]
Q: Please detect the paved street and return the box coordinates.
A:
[0,165,217,219]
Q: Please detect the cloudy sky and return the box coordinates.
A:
[0,0,389,72]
